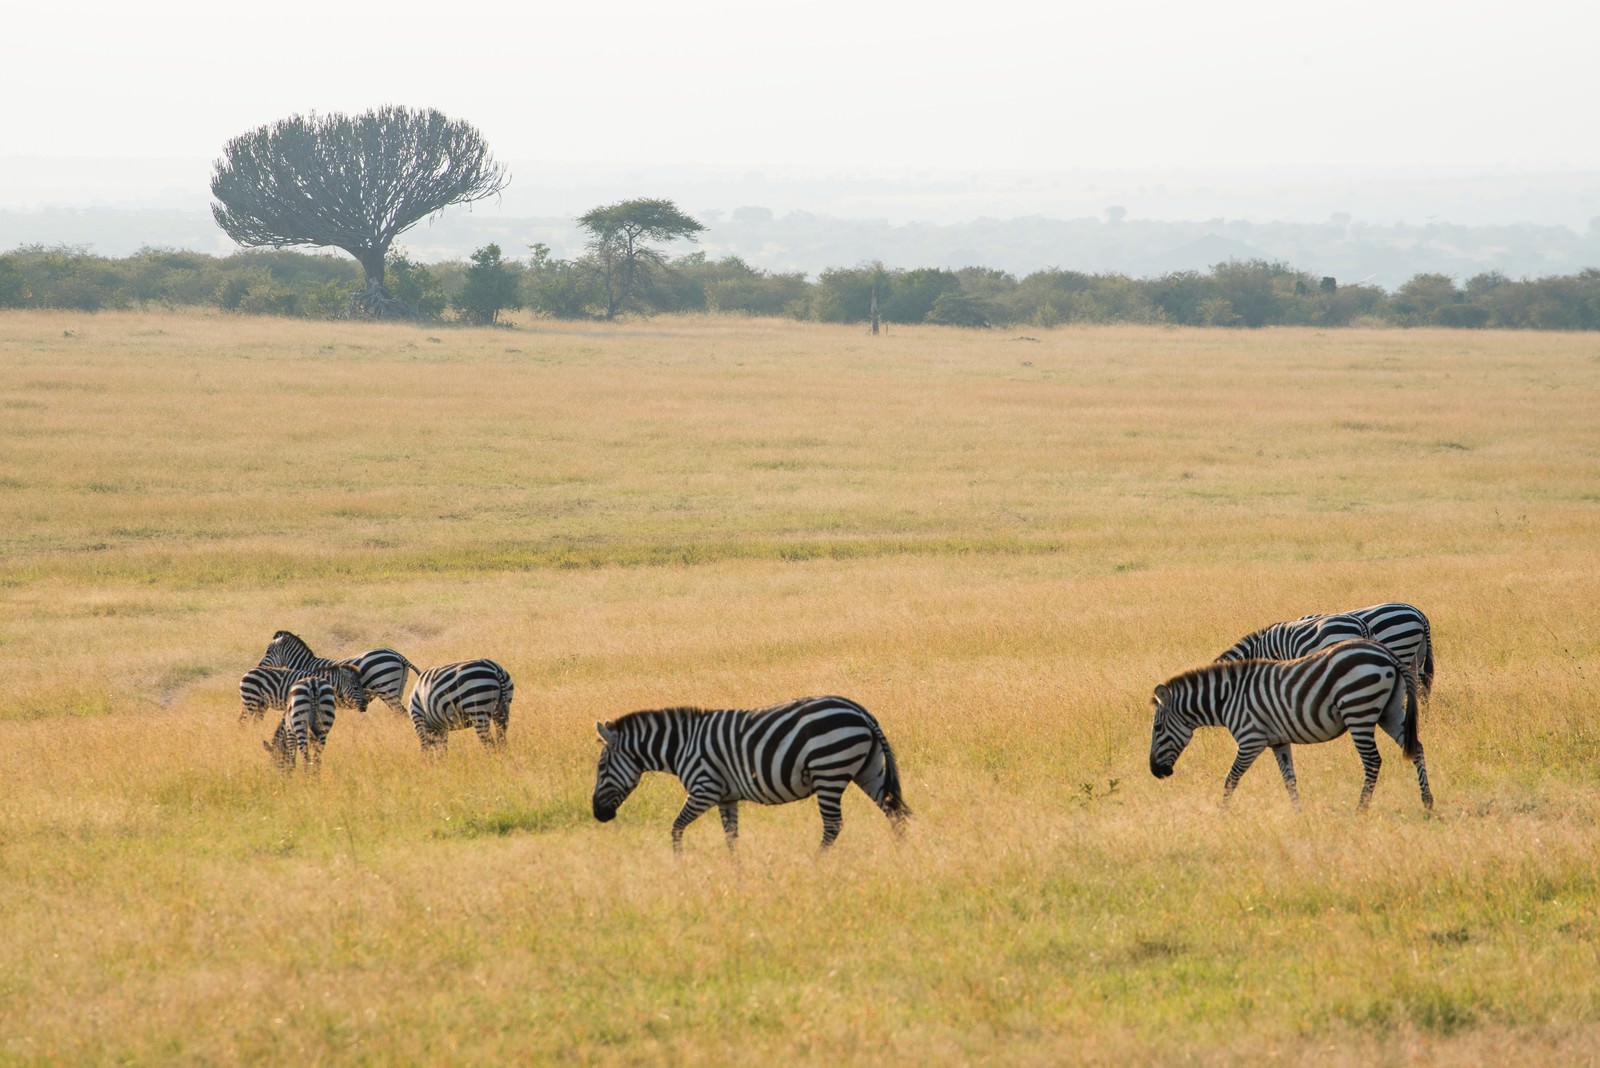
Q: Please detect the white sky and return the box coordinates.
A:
[3,0,1595,215]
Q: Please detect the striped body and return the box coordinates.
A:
[259,630,419,715]
[264,675,337,774]
[1151,639,1433,810]
[1216,612,1369,663]
[1341,602,1434,701]
[239,663,366,721]
[592,695,911,851]
[406,659,514,753]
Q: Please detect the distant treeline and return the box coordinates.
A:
[5,242,1600,330]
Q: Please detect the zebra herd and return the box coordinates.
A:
[238,601,1434,850]
[240,631,513,771]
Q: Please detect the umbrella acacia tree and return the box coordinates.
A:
[577,198,706,319]
[210,107,508,316]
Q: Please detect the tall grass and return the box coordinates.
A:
[2,310,1598,1063]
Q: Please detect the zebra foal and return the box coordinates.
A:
[592,695,911,852]
[407,659,514,754]
[1151,638,1433,811]
[263,675,338,774]
[258,630,420,716]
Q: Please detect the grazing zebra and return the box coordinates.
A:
[592,694,911,851]
[406,659,514,754]
[1216,612,1370,663]
[1150,638,1433,811]
[263,675,337,774]
[258,630,420,715]
[239,664,366,722]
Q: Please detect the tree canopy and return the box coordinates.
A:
[210,106,507,315]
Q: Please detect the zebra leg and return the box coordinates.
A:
[1350,727,1382,811]
[1410,743,1434,811]
[1376,704,1435,812]
[815,780,849,848]
[470,715,502,750]
[671,794,717,853]
[718,802,739,852]
[1271,745,1300,806]
[1222,743,1265,808]
[415,724,448,758]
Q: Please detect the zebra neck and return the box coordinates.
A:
[1179,662,1250,726]
[630,711,689,773]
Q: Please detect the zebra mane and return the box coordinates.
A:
[607,706,709,730]
[1217,620,1296,658]
[1159,657,1255,692]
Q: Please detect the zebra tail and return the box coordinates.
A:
[873,722,912,818]
[1419,631,1436,699]
[1401,667,1422,761]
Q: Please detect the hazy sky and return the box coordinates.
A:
[4,0,1593,215]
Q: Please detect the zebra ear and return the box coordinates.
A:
[596,721,616,745]
[1152,684,1169,707]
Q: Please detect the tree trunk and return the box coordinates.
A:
[356,247,386,295]
[349,246,404,318]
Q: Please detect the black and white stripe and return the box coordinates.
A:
[592,694,911,851]
[239,664,366,722]
[1215,612,1370,663]
[1218,602,1435,703]
[263,675,338,774]
[406,659,514,753]
[259,630,420,715]
[1342,602,1435,701]
[1150,638,1433,811]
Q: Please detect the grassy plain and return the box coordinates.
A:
[2,309,1598,1064]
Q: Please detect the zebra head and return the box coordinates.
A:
[1149,683,1194,779]
[330,664,369,713]
[592,720,642,823]
[259,630,313,669]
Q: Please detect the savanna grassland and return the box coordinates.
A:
[2,309,1598,1065]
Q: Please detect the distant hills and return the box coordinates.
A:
[6,162,1600,291]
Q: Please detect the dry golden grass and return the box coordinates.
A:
[2,309,1598,1063]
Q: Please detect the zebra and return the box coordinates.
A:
[406,659,514,754]
[1150,638,1433,811]
[263,675,337,774]
[239,664,366,722]
[591,694,911,851]
[258,630,420,715]
[1215,612,1370,663]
